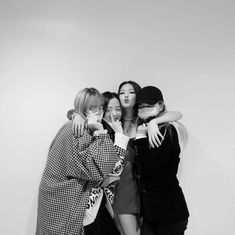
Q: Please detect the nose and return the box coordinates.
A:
[111,109,117,116]
[96,108,103,115]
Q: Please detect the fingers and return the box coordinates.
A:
[148,127,164,148]
[76,125,79,137]
[110,113,115,124]
[152,135,161,148]
[77,124,81,137]
[149,135,158,148]
[72,123,83,137]
[158,131,164,141]
[80,124,85,137]
[72,122,86,137]
[147,121,165,148]
[73,123,78,137]
[149,133,164,148]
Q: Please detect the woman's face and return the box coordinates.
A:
[138,103,162,120]
[84,95,104,122]
[119,83,136,109]
[103,98,122,122]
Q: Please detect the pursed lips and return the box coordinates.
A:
[124,99,129,103]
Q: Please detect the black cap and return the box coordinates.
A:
[136,86,164,105]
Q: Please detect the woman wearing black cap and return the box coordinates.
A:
[133,86,189,235]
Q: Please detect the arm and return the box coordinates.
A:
[104,113,129,177]
[109,133,129,176]
[67,114,129,185]
[66,129,119,185]
[101,144,126,187]
[147,111,183,148]
[101,117,129,187]
[135,124,180,176]
[150,124,181,173]
[154,111,182,124]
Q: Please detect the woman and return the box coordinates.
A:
[112,81,183,235]
[67,91,128,234]
[112,81,142,235]
[102,91,129,235]
[36,88,128,235]
[133,86,189,235]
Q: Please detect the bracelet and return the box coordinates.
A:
[93,129,108,137]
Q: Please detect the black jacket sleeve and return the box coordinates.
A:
[134,124,181,178]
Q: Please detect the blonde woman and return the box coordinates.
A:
[36,88,128,235]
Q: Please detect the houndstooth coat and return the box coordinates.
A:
[36,121,125,235]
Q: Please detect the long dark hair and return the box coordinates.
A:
[102,91,120,112]
[117,81,141,120]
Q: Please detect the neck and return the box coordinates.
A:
[122,107,135,121]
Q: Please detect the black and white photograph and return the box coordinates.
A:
[0,1,234,235]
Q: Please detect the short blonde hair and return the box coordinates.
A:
[74,87,104,119]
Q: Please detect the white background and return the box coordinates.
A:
[0,1,235,234]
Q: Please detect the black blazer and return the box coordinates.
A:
[133,123,189,222]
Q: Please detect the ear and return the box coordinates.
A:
[159,102,165,112]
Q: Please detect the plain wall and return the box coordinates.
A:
[0,1,235,234]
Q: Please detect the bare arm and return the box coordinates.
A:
[147,111,183,148]
[154,111,182,124]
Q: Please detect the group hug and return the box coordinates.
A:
[36,81,189,235]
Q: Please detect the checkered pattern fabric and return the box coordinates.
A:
[104,146,125,203]
[36,121,124,235]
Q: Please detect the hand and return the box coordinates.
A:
[147,119,164,148]
[101,176,120,187]
[110,113,123,134]
[72,113,86,137]
[136,123,147,136]
[67,109,75,120]
[87,112,104,132]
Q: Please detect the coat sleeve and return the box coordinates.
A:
[134,124,181,174]
[65,130,119,184]
[133,137,149,176]
[108,145,126,177]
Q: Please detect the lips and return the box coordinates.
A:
[124,99,129,104]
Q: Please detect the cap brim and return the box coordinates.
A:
[136,99,157,105]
